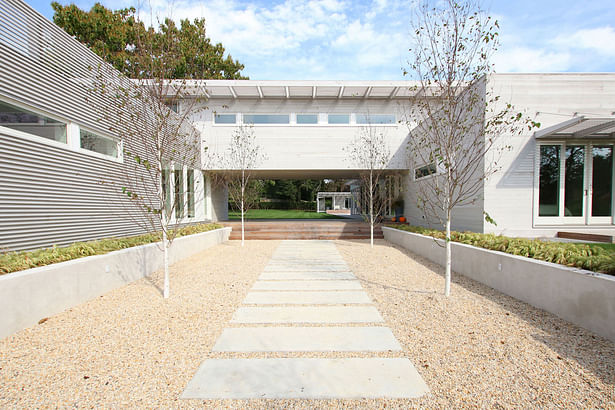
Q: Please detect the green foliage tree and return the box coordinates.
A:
[52,2,246,79]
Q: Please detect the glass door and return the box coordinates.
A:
[588,145,614,224]
[536,142,614,225]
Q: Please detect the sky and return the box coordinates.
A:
[28,0,615,80]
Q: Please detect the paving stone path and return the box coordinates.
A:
[182,240,429,400]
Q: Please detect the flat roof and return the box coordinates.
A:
[181,80,420,100]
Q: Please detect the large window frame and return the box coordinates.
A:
[534,141,615,226]
[211,111,398,127]
[0,97,123,163]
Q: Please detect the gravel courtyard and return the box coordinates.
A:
[1,239,613,408]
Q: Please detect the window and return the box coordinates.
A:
[538,143,614,221]
[415,163,437,180]
[174,169,184,219]
[165,101,179,113]
[356,114,396,125]
[243,114,289,124]
[592,146,613,217]
[162,169,172,217]
[297,114,318,124]
[202,171,209,217]
[538,145,560,216]
[564,145,584,216]
[328,114,349,124]
[0,100,66,142]
[187,169,195,218]
[80,129,118,157]
[214,114,236,124]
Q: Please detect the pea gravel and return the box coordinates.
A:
[1,239,613,408]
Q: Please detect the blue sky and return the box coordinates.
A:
[28,0,615,80]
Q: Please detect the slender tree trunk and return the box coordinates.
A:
[445,211,451,297]
[162,227,170,299]
[369,172,374,248]
[160,165,170,299]
[241,169,245,246]
[241,198,245,246]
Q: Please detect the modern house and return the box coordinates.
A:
[0,0,613,253]
[191,76,615,238]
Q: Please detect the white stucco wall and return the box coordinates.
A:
[194,98,410,176]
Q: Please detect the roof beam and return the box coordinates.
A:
[338,86,345,99]
[572,119,615,138]
[256,85,263,99]
[229,86,237,99]
[312,86,316,99]
[285,86,290,99]
[389,86,399,99]
[364,86,372,98]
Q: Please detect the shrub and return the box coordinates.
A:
[387,224,615,276]
[0,223,222,275]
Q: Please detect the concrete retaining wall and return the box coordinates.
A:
[383,227,615,343]
[0,227,231,340]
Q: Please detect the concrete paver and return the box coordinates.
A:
[259,271,356,280]
[243,290,372,305]
[182,358,429,399]
[182,240,428,400]
[231,306,384,324]
[251,280,363,291]
[212,326,402,352]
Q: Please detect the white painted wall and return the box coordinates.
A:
[193,98,409,174]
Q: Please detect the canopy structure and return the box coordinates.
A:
[181,80,420,100]
[535,116,615,140]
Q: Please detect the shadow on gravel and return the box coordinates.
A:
[337,238,615,388]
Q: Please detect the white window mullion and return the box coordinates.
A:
[558,144,566,218]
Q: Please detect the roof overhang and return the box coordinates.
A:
[180,80,424,100]
[535,116,615,140]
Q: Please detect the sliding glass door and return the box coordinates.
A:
[590,145,613,224]
[536,142,614,225]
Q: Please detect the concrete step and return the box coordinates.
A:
[223,221,384,240]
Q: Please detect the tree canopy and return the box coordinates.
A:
[52,2,246,79]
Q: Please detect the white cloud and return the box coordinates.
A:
[493,47,572,72]
[552,26,615,57]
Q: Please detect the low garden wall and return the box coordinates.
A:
[0,227,231,339]
[383,227,615,343]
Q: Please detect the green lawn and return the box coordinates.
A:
[228,209,345,220]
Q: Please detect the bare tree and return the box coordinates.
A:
[87,18,205,299]
[346,123,392,247]
[405,0,537,296]
[211,125,266,246]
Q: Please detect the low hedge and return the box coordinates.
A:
[0,223,222,275]
[387,224,615,276]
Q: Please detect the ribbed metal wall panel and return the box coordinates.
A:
[0,132,156,251]
[0,0,118,136]
[0,0,203,251]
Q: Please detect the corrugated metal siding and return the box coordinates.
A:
[0,0,118,136]
[0,0,203,251]
[0,132,154,250]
